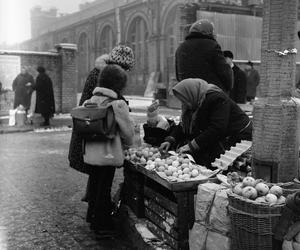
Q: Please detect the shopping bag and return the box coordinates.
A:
[8,109,17,126]
[28,90,36,119]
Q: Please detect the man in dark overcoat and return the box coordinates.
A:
[12,66,34,110]
[175,19,233,93]
[33,66,55,126]
[223,50,247,104]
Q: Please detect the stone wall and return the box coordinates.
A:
[0,44,77,115]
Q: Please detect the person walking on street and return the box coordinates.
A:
[175,19,233,93]
[223,50,247,104]
[33,66,55,126]
[245,61,260,102]
[12,66,34,110]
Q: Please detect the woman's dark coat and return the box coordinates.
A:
[175,33,233,93]
[34,73,55,116]
[12,73,34,109]
[167,91,251,167]
[68,68,101,174]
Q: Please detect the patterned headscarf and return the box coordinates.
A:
[172,78,221,134]
[107,45,135,71]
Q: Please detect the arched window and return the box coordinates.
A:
[77,32,89,92]
[127,16,149,93]
[97,25,115,56]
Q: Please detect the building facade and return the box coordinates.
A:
[20,0,263,95]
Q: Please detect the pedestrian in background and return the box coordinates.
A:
[12,66,34,110]
[84,64,134,237]
[223,50,247,104]
[175,19,233,93]
[245,61,260,102]
[33,66,55,126]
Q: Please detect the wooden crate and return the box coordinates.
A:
[144,179,196,250]
[123,161,217,250]
[122,165,145,217]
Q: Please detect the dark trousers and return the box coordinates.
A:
[86,166,116,230]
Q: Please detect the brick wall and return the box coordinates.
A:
[0,44,77,115]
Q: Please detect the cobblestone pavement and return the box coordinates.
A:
[0,130,132,250]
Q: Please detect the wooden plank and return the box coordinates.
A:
[144,186,177,215]
[144,207,178,239]
[175,192,190,250]
[146,219,178,250]
[144,198,177,225]
[126,160,219,192]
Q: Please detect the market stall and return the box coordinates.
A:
[121,145,222,249]
[120,141,252,250]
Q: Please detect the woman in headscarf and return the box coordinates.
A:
[159,78,252,167]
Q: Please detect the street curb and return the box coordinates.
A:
[0,126,34,134]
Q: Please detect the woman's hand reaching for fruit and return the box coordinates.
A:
[178,144,191,154]
[159,142,171,153]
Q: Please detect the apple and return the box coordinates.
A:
[242,186,258,200]
[242,177,256,187]
[147,160,153,165]
[182,174,190,180]
[182,159,190,164]
[255,196,266,203]
[140,157,147,164]
[191,169,199,177]
[170,156,177,161]
[183,168,190,175]
[178,174,185,180]
[276,196,286,205]
[178,157,184,164]
[265,193,278,205]
[157,166,165,172]
[172,160,180,168]
[254,179,264,186]
[165,169,173,176]
[177,170,183,175]
[136,151,142,157]
[166,159,173,165]
[269,185,283,198]
[181,163,189,169]
[233,183,244,196]
[255,182,269,196]
[172,172,179,178]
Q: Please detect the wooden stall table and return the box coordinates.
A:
[122,160,218,250]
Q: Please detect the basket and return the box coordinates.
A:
[228,191,285,250]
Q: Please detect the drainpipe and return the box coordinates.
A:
[114,0,121,44]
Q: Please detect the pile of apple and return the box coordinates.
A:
[124,146,161,164]
[233,176,286,205]
[124,146,215,182]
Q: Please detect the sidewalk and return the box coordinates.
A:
[0,96,181,134]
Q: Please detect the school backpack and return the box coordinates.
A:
[70,99,117,140]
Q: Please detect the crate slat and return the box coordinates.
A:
[145,198,177,225]
[144,207,178,239]
[144,186,177,215]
